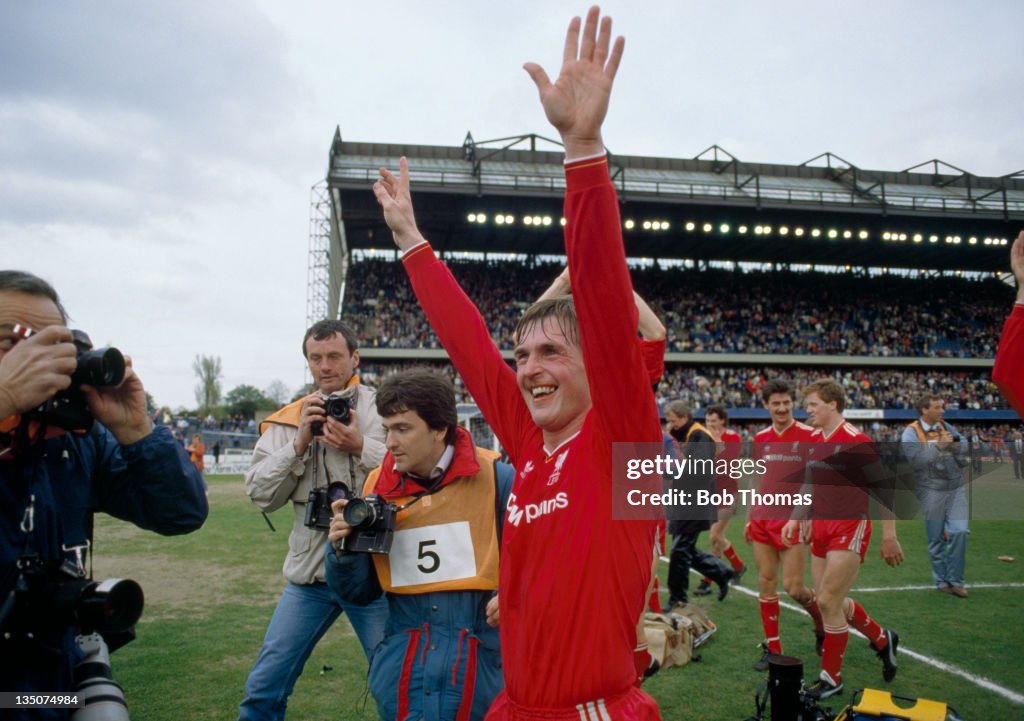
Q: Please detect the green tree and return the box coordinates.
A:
[193,354,223,414]
[264,379,290,407]
[224,384,276,419]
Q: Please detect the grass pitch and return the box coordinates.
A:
[93,470,1024,720]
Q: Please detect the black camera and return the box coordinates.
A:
[30,330,126,432]
[311,393,352,436]
[303,481,351,530]
[341,494,397,554]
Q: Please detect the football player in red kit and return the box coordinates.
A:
[373,8,664,719]
[745,380,823,671]
[782,380,904,700]
[993,231,1024,416]
[695,405,747,596]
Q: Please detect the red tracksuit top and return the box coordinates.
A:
[402,156,662,710]
[994,304,1024,417]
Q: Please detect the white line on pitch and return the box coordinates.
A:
[657,556,1024,706]
[852,582,1024,593]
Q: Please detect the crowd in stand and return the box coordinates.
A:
[345,258,1012,358]
[360,361,1011,412]
[657,365,1008,411]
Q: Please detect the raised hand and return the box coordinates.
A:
[373,156,427,252]
[0,325,75,418]
[523,6,624,159]
[1012,230,1023,302]
[82,355,153,445]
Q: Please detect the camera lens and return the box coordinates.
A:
[76,579,145,635]
[324,396,351,424]
[326,482,350,505]
[75,347,126,387]
[342,498,375,528]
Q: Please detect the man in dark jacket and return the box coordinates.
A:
[0,270,208,719]
[662,400,735,609]
[325,369,513,721]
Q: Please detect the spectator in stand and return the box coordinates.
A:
[344,258,1009,358]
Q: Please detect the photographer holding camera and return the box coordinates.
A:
[325,368,513,721]
[239,319,388,721]
[901,394,970,598]
[0,270,209,719]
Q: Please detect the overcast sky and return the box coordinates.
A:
[2,1,1022,410]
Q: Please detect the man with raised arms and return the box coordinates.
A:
[993,231,1024,416]
[372,7,663,719]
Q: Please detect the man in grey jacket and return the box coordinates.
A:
[238,320,388,721]
[901,394,970,598]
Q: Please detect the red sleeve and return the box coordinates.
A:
[720,430,742,462]
[993,304,1024,418]
[639,337,667,385]
[563,157,662,453]
[402,243,534,464]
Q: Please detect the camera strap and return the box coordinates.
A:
[47,438,94,578]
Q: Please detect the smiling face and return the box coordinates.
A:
[383,409,447,478]
[304,332,358,395]
[763,392,794,429]
[513,315,591,448]
[705,412,726,435]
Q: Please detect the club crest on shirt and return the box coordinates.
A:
[546,449,569,486]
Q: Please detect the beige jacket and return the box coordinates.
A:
[244,384,386,584]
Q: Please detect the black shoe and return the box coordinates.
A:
[802,676,844,701]
[662,598,686,614]
[876,629,899,682]
[815,630,825,657]
[753,643,772,672]
[693,580,712,596]
[642,656,661,684]
[734,564,747,583]
[717,571,732,601]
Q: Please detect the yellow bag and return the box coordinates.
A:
[833,689,957,721]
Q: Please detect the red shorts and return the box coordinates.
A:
[747,519,791,551]
[810,519,871,562]
[486,687,661,721]
[715,476,739,509]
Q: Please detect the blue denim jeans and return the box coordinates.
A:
[916,484,969,588]
[238,582,388,721]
